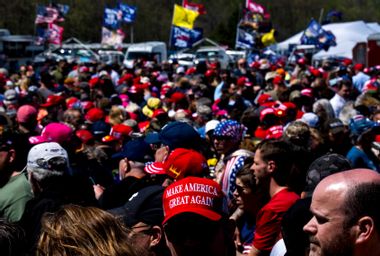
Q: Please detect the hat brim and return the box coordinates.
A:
[29,136,48,145]
[145,133,161,144]
[144,162,165,175]
[162,207,222,225]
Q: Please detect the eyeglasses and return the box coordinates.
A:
[235,184,248,194]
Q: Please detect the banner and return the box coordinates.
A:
[48,23,64,45]
[117,3,137,23]
[101,27,125,46]
[245,0,267,15]
[183,0,206,15]
[103,8,120,30]
[171,25,203,48]
[235,26,255,49]
[300,19,336,50]
[35,5,59,24]
[172,4,199,29]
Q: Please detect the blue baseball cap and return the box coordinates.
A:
[112,138,153,163]
[144,121,201,150]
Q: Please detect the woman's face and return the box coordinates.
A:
[233,178,254,210]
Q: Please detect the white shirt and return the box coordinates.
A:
[330,93,346,118]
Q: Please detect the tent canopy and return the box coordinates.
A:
[276,20,380,59]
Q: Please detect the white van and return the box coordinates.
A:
[123,41,167,68]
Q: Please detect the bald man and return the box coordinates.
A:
[303,169,380,256]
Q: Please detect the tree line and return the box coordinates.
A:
[0,0,378,48]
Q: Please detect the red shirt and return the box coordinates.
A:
[252,188,299,252]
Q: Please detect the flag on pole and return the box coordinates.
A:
[172,4,199,29]
[47,23,64,45]
[300,19,336,51]
[245,0,267,15]
[235,26,255,49]
[101,27,125,46]
[53,3,70,22]
[261,29,276,47]
[183,0,206,15]
[103,8,121,30]
[117,3,137,23]
[35,5,59,24]
[171,25,203,48]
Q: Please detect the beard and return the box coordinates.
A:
[309,227,354,256]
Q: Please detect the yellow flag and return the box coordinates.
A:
[261,29,276,47]
[172,4,199,29]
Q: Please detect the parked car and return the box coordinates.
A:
[98,50,124,65]
[123,41,167,68]
[168,52,195,67]
[194,46,232,69]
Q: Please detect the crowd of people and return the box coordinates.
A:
[0,53,380,256]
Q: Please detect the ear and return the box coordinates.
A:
[354,216,375,245]
[149,225,163,247]
[267,160,276,174]
[8,149,16,164]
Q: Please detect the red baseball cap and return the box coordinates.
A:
[162,176,227,224]
[75,129,94,144]
[237,76,252,87]
[265,125,284,139]
[145,148,208,180]
[40,95,65,108]
[169,92,186,103]
[260,107,276,122]
[85,108,104,123]
[102,124,132,142]
[257,94,274,106]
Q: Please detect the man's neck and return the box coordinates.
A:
[269,178,287,198]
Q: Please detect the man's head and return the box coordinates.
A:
[336,79,352,100]
[251,139,294,188]
[109,185,169,256]
[213,120,247,155]
[0,134,15,186]
[27,142,69,193]
[303,169,380,256]
[162,177,235,256]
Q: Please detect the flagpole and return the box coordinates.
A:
[318,8,324,24]
[131,25,134,43]
[169,5,175,49]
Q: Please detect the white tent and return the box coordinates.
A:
[276,21,380,59]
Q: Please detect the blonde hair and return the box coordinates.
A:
[109,106,126,126]
[37,205,136,256]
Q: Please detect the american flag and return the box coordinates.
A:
[35,5,59,24]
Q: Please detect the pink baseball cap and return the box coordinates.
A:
[162,177,227,224]
[29,123,73,145]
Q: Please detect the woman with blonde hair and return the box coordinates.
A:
[37,204,137,256]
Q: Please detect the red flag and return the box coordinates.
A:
[48,23,64,45]
[183,0,206,15]
[245,0,266,15]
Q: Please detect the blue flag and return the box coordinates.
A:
[235,26,255,49]
[171,25,202,48]
[300,19,336,51]
[117,3,137,23]
[103,8,121,30]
